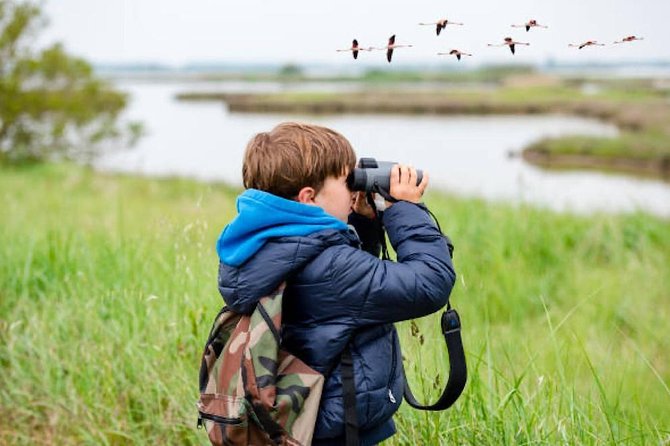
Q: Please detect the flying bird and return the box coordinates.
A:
[336,39,371,59]
[418,18,464,36]
[488,37,529,55]
[613,35,644,44]
[437,49,472,61]
[511,19,548,32]
[373,34,414,63]
[569,40,606,49]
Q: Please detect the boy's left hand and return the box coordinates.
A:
[352,191,376,219]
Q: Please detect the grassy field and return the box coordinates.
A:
[1,163,669,445]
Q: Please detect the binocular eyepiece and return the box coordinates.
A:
[347,158,423,197]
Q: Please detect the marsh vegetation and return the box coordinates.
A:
[177,76,670,180]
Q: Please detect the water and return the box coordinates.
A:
[97,81,670,218]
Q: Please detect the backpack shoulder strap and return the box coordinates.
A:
[340,345,359,446]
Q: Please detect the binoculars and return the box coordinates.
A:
[347,158,424,197]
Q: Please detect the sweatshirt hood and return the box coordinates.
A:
[216,189,348,267]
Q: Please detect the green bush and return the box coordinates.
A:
[0,1,141,164]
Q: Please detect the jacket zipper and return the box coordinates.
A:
[386,329,398,403]
[197,411,244,429]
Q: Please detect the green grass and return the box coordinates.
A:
[526,133,670,160]
[1,163,669,445]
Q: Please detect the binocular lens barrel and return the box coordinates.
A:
[347,159,423,194]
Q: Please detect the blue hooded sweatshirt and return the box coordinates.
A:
[216,189,456,445]
[217,189,348,266]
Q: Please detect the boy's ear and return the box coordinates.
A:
[296,186,317,204]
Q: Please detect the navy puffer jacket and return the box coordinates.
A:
[217,190,455,445]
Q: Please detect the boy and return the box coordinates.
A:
[216,122,456,445]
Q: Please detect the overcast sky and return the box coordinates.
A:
[42,0,669,67]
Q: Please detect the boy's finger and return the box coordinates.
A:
[401,165,410,184]
[408,167,417,186]
[418,171,429,195]
[391,164,400,184]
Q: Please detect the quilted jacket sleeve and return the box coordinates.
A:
[330,201,456,325]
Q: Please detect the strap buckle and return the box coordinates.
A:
[441,309,461,335]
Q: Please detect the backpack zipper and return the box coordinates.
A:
[197,411,244,429]
[386,329,398,403]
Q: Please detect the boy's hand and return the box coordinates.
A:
[387,164,429,207]
[352,191,376,219]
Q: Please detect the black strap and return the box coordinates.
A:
[375,187,397,205]
[340,345,360,446]
[403,308,467,410]
[365,192,390,260]
[358,198,467,413]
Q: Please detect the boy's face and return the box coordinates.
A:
[313,172,355,223]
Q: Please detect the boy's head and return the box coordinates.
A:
[243,121,357,202]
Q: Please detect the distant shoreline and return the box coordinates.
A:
[522,150,670,179]
[177,87,670,180]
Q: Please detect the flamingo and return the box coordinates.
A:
[373,34,414,63]
[336,39,372,59]
[418,18,464,36]
[613,35,644,44]
[437,49,472,61]
[511,19,548,32]
[569,40,606,49]
[487,37,529,55]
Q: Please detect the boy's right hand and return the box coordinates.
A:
[386,164,429,207]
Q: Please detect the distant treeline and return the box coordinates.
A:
[95,60,670,82]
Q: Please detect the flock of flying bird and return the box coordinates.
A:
[337,17,644,63]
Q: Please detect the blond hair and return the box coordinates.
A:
[242,122,356,199]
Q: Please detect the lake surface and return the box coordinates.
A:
[97,81,670,218]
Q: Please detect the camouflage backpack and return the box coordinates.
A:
[197,282,325,446]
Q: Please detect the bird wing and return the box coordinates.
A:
[579,43,586,49]
[353,39,359,48]
[456,54,461,60]
[387,48,394,62]
[526,25,530,32]
[510,44,516,54]
[436,23,442,36]
[353,49,359,59]
[389,34,396,45]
